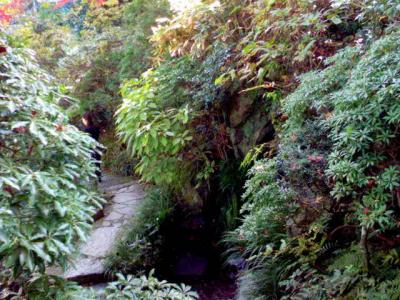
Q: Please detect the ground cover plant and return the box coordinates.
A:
[104,271,198,300]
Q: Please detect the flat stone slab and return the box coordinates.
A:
[118,184,145,194]
[113,191,144,203]
[65,257,105,280]
[54,174,146,283]
[113,204,137,216]
[103,210,126,222]
[81,226,121,258]
[99,174,132,191]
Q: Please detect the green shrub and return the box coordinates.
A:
[12,274,96,300]
[229,158,291,251]
[230,28,400,299]
[104,271,198,300]
[150,56,198,108]
[285,31,400,231]
[226,158,293,299]
[2,271,198,300]
[115,72,192,185]
[191,42,230,105]
[118,0,171,81]
[0,31,103,294]
[100,131,136,176]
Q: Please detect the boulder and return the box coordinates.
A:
[229,94,256,128]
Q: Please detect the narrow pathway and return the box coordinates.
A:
[49,174,145,283]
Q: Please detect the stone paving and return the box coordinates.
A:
[50,174,145,283]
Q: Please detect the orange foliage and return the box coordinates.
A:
[0,0,25,24]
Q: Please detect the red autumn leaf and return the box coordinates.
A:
[55,124,64,131]
[28,144,34,156]
[5,0,25,11]
[0,46,6,54]
[306,155,324,163]
[0,9,12,24]
[53,0,74,10]
[3,185,13,194]
[367,179,376,189]
[0,0,26,23]
[92,0,105,6]
[279,114,289,122]
[13,126,27,134]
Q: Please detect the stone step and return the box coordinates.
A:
[64,257,107,284]
[48,175,145,285]
[102,182,132,192]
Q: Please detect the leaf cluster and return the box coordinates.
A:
[0,31,103,283]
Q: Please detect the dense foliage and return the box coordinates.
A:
[230,20,400,300]
[7,0,171,174]
[116,73,192,185]
[4,0,400,298]
[0,30,103,297]
[111,0,400,297]
[105,271,198,300]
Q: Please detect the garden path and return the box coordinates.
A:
[48,174,145,283]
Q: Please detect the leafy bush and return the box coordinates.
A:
[150,1,223,60]
[104,271,198,300]
[1,273,97,300]
[231,28,400,298]
[225,158,293,299]
[115,72,192,185]
[0,31,103,293]
[285,30,400,232]
[8,1,400,298]
[58,0,169,114]
[2,271,198,300]
[11,0,171,173]
[100,130,136,176]
[118,0,171,81]
[228,158,292,248]
[191,42,231,106]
